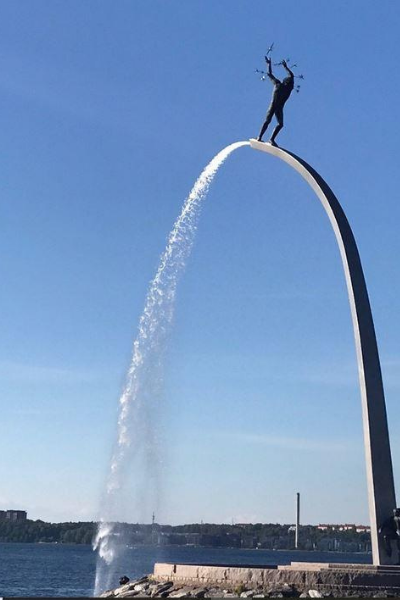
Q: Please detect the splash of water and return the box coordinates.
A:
[93,141,249,595]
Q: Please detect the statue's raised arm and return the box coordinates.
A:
[281,59,294,79]
[265,56,280,85]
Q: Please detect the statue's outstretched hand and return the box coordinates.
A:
[265,56,271,64]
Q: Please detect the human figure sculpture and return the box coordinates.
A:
[119,575,130,586]
[257,57,294,146]
[379,508,400,563]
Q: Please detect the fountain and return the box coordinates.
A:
[93,141,249,595]
[94,137,398,596]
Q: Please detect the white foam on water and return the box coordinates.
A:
[93,141,249,595]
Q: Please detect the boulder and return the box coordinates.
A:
[151,582,174,597]
[267,584,299,598]
[169,589,192,598]
[115,580,148,597]
[114,585,131,596]
[192,589,207,598]
[205,588,227,598]
[134,583,150,592]
[134,577,150,586]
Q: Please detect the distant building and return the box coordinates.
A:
[5,510,27,521]
[317,523,359,532]
[338,524,356,531]
[317,523,370,533]
[0,510,6,521]
[356,525,371,533]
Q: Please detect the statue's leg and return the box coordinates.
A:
[270,106,284,145]
[396,536,400,564]
[384,534,393,557]
[257,105,274,141]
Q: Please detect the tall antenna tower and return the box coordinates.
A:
[295,493,300,549]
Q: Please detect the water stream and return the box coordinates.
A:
[93,141,249,595]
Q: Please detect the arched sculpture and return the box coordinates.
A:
[249,139,396,565]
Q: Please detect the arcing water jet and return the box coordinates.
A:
[93,141,249,595]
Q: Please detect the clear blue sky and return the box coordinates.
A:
[1,0,400,526]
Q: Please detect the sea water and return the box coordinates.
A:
[0,543,371,597]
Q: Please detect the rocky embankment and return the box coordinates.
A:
[99,575,397,598]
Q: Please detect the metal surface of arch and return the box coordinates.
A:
[249,138,396,565]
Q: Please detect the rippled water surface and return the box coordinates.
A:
[0,543,371,597]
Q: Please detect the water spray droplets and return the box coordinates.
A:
[93,141,249,595]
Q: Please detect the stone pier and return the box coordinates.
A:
[153,561,400,596]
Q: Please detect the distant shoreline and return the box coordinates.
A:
[0,541,371,555]
[0,520,372,553]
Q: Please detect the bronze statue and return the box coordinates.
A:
[257,57,294,145]
[379,508,400,563]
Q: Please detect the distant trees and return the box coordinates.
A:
[0,520,96,544]
[0,520,372,552]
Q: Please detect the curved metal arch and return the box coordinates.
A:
[249,139,395,565]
